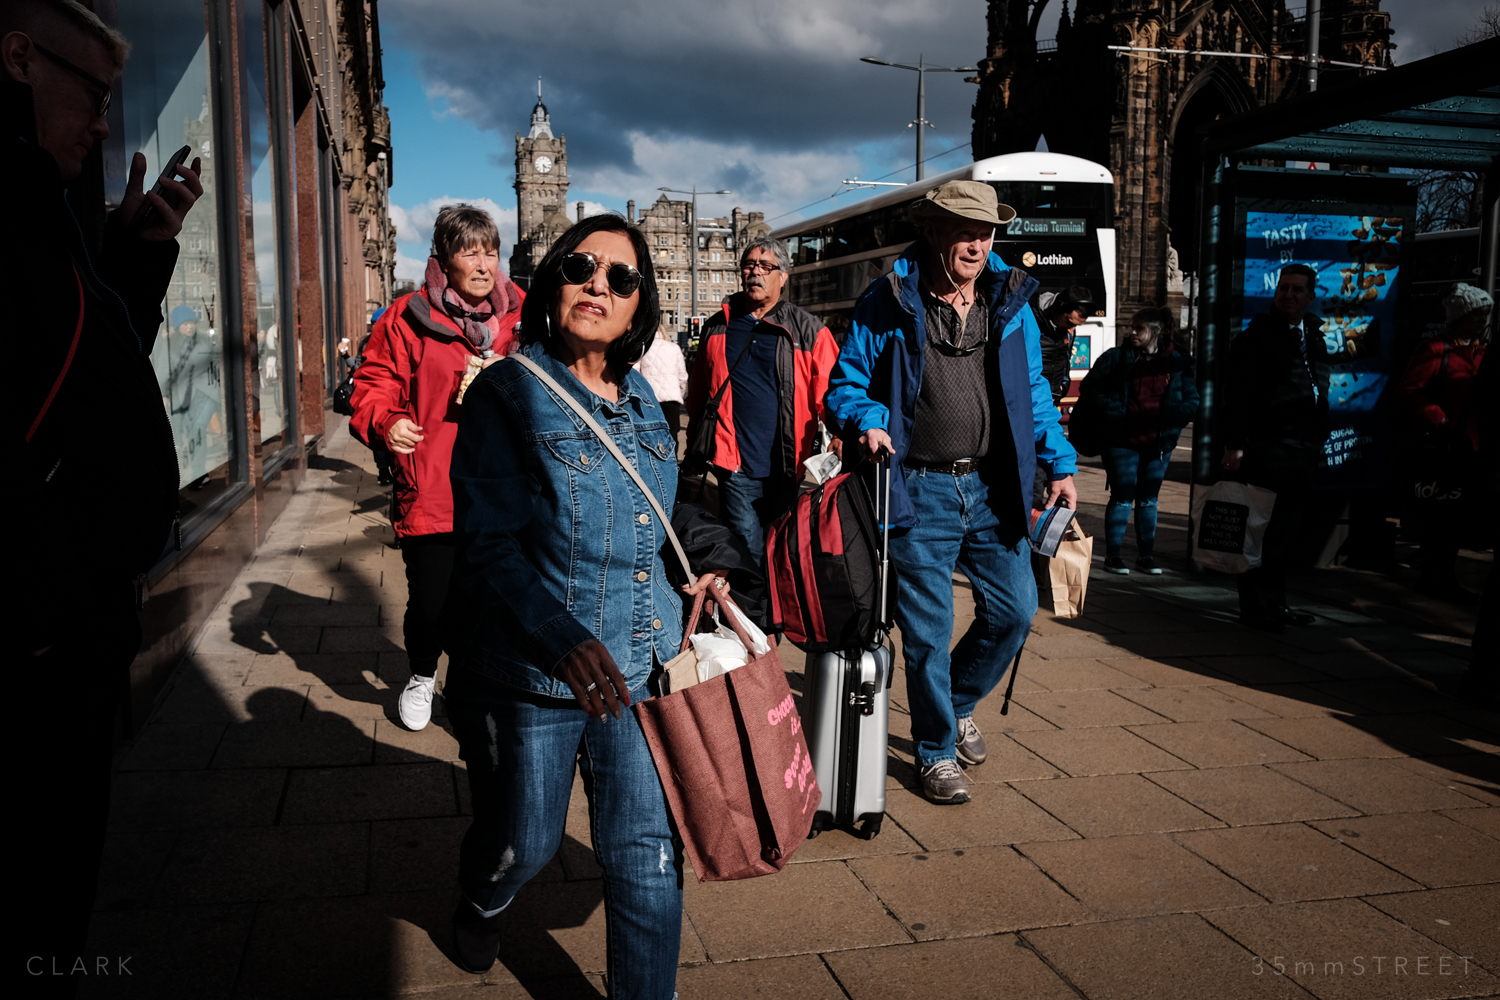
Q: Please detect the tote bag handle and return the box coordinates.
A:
[509,352,695,580]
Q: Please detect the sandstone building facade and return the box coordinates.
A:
[509,100,770,334]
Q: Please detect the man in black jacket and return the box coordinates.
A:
[1221,264,1330,632]
[5,0,202,983]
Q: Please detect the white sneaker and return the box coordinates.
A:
[398,673,437,730]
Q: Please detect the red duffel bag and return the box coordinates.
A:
[636,589,819,881]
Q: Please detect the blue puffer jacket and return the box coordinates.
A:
[825,244,1078,529]
[1077,342,1201,454]
[448,341,684,697]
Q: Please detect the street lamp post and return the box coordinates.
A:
[658,186,731,333]
[860,55,976,181]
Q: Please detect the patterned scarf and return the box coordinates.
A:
[423,256,496,354]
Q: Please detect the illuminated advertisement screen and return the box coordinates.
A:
[1230,169,1417,489]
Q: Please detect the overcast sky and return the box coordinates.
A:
[380,0,1489,280]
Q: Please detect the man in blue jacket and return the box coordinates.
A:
[826,181,1078,804]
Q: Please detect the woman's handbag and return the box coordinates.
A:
[510,352,818,881]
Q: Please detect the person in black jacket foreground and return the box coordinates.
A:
[1220,264,1330,633]
[5,0,202,986]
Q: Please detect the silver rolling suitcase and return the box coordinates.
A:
[804,460,893,840]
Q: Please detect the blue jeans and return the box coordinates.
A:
[717,468,798,563]
[447,670,682,1000]
[890,466,1036,768]
[1100,446,1171,558]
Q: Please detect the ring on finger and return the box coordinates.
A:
[585,682,598,692]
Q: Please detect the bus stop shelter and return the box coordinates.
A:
[1187,37,1500,504]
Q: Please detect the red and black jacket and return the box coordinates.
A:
[685,295,839,481]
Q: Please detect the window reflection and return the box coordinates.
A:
[115,0,231,518]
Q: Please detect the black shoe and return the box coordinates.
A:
[452,898,504,973]
[1268,606,1316,627]
[1135,557,1163,575]
[377,472,393,486]
[1103,556,1130,575]
[1239,612,1284,634]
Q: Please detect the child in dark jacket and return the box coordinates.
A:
[1076,307,1201,573]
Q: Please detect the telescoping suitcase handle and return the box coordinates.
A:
[876,448,892,631]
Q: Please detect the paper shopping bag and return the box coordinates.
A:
[1035,518,1092,618]
[1191,480,1277,574]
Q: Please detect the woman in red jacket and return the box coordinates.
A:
[351,204,524,729]
[1396,282,1490,598]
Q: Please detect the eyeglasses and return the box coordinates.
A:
[33,42,112,117]
[559,252,642,297]
[740,259,781,275]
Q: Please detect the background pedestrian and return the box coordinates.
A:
[633,326,689,452]
[349,204,523,731]
[1221,263,1330,632]
[1395,282,1490,598]
[685,236,840,560]
[1077,306,1200,574]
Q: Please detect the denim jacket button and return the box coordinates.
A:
[580,452,589,465]
[652,619,662,629]
[636,513,650,524]
[636,571,648,582]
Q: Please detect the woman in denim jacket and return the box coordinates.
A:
[443,214,722,995]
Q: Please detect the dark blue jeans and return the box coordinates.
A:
[889,466,1036,768]
[717,468,798,564]
[1100,446,1172,558]
[447,670,682,1000]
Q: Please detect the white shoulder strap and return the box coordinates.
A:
[508,352,694,580]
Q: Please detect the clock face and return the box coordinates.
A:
[534,155,553,174]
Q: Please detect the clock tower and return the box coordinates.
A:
[511,83,571,286]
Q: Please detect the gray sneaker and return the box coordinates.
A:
[956,715,987,765]
[920,760,971,804]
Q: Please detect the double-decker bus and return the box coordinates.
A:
[771,152,1116,395]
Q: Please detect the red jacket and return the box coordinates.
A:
[350,285,523,536]
[1397,338,1484,451]
[685,295,839,480]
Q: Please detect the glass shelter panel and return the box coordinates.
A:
[115,0,232,518]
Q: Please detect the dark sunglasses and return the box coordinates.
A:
[33,42,112,117]
[559,253,642,297]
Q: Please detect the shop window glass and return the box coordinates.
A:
[242,0,294,465]
[114,0,233,518]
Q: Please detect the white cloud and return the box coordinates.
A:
[390,195,516,255]
[576,131,868,226]
[394,249,428,283]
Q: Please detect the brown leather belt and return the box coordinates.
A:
[907,458,981,476]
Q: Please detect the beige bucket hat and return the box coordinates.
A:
[908,180,1017,225]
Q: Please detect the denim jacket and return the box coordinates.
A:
[449,341,684,697]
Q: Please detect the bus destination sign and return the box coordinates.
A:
[1005,217,1088,237]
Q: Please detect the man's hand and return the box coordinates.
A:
[386,418,425,454]
[1045,475,1078,509]
[1222,448,1243,472]
[557,640,629,720]
[859,428,893,462]
[829,436,845,460]
[120,152,204,242]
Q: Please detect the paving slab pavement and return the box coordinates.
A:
[82,419,1498,998]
